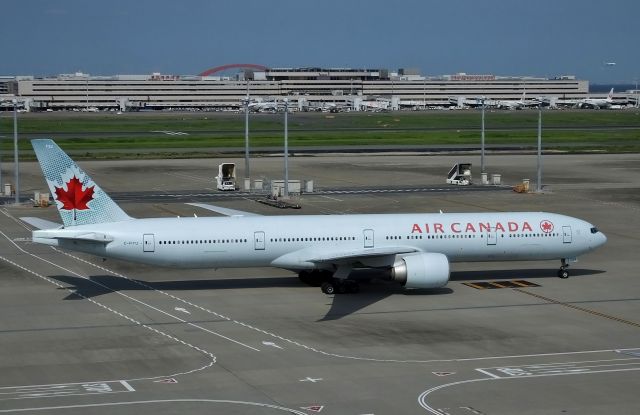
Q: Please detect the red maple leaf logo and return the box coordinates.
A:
[54,176,95,211]
[540,220,554,233]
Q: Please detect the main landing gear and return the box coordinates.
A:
[320,279,359,295]
[299,270,360,294]
[558,258,570,279]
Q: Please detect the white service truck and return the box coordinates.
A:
[216,163,239,191]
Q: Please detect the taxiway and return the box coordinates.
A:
[0,153,638,414]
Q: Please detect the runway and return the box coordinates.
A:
[0,153,638,414]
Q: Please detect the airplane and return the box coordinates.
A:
[448,94,538,110]
[22,139,607,295]
[495,91,541,110]
[247,99,279,112]
[576,88,613,109]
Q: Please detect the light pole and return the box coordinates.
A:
[283,98,289,198]
[244,80,250,180]
[480,97,486,174]
[12,99,19,203]
[536,104,543,192]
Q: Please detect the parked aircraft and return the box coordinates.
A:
[448,93,539,110]
[248,99,279,112]
[495,91,540,110]
[23,139,607,294]
[579,88,614,108]
[560,88,615,109]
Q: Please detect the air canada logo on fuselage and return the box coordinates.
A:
[540,220,554,233]
[411,221,533,234]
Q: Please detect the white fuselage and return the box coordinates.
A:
[34,211,606,270]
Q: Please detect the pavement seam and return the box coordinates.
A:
[514,288,640,328]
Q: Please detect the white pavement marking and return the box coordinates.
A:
[299,377,323,383]
[476,357,640,378]
[418,379,490,415]
[0,399,308,414]
[174,307,191,314]
[153,378,177,384]
[617,348,640,357]
[300,405,324,412]
[319,195,343,202]
[0,381,134,401]
[474,369,501,379]
[419,355,640,414]
[262,341,284,349]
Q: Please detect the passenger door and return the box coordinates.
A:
[486,229,497,246]
[363,229,374,248]
[143,233,155,252]
[254,231,265,250]
[562,226,572,244]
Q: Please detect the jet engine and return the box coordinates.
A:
[389,253,450,289]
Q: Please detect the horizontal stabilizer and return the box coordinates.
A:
[33,229,113,243]
[187,202,261,217]
[20,217,62,230]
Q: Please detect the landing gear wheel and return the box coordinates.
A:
[321,282,336,295]
[558,259,570,279]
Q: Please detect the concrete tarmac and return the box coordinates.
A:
[0,153,638,414]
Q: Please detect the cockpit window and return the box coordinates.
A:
[590,227,599,234]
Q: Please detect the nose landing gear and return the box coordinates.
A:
[558,258,570,279]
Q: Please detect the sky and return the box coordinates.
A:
[1,0,639,83]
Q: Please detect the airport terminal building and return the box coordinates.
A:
[3,67,589,111]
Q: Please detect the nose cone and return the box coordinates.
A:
[597,231,607,247]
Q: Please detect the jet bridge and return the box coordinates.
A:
[446,163,472,186]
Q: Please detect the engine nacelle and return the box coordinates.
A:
[390,253,450,289]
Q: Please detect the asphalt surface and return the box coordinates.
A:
[0,153,638,414]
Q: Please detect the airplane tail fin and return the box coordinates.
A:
[607,88,614,101]
[31,139,132,227]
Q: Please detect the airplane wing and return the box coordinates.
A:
[187,202,262,217]
[271,245,420,269]
[20,217,62,230]
[309,246,418,263]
